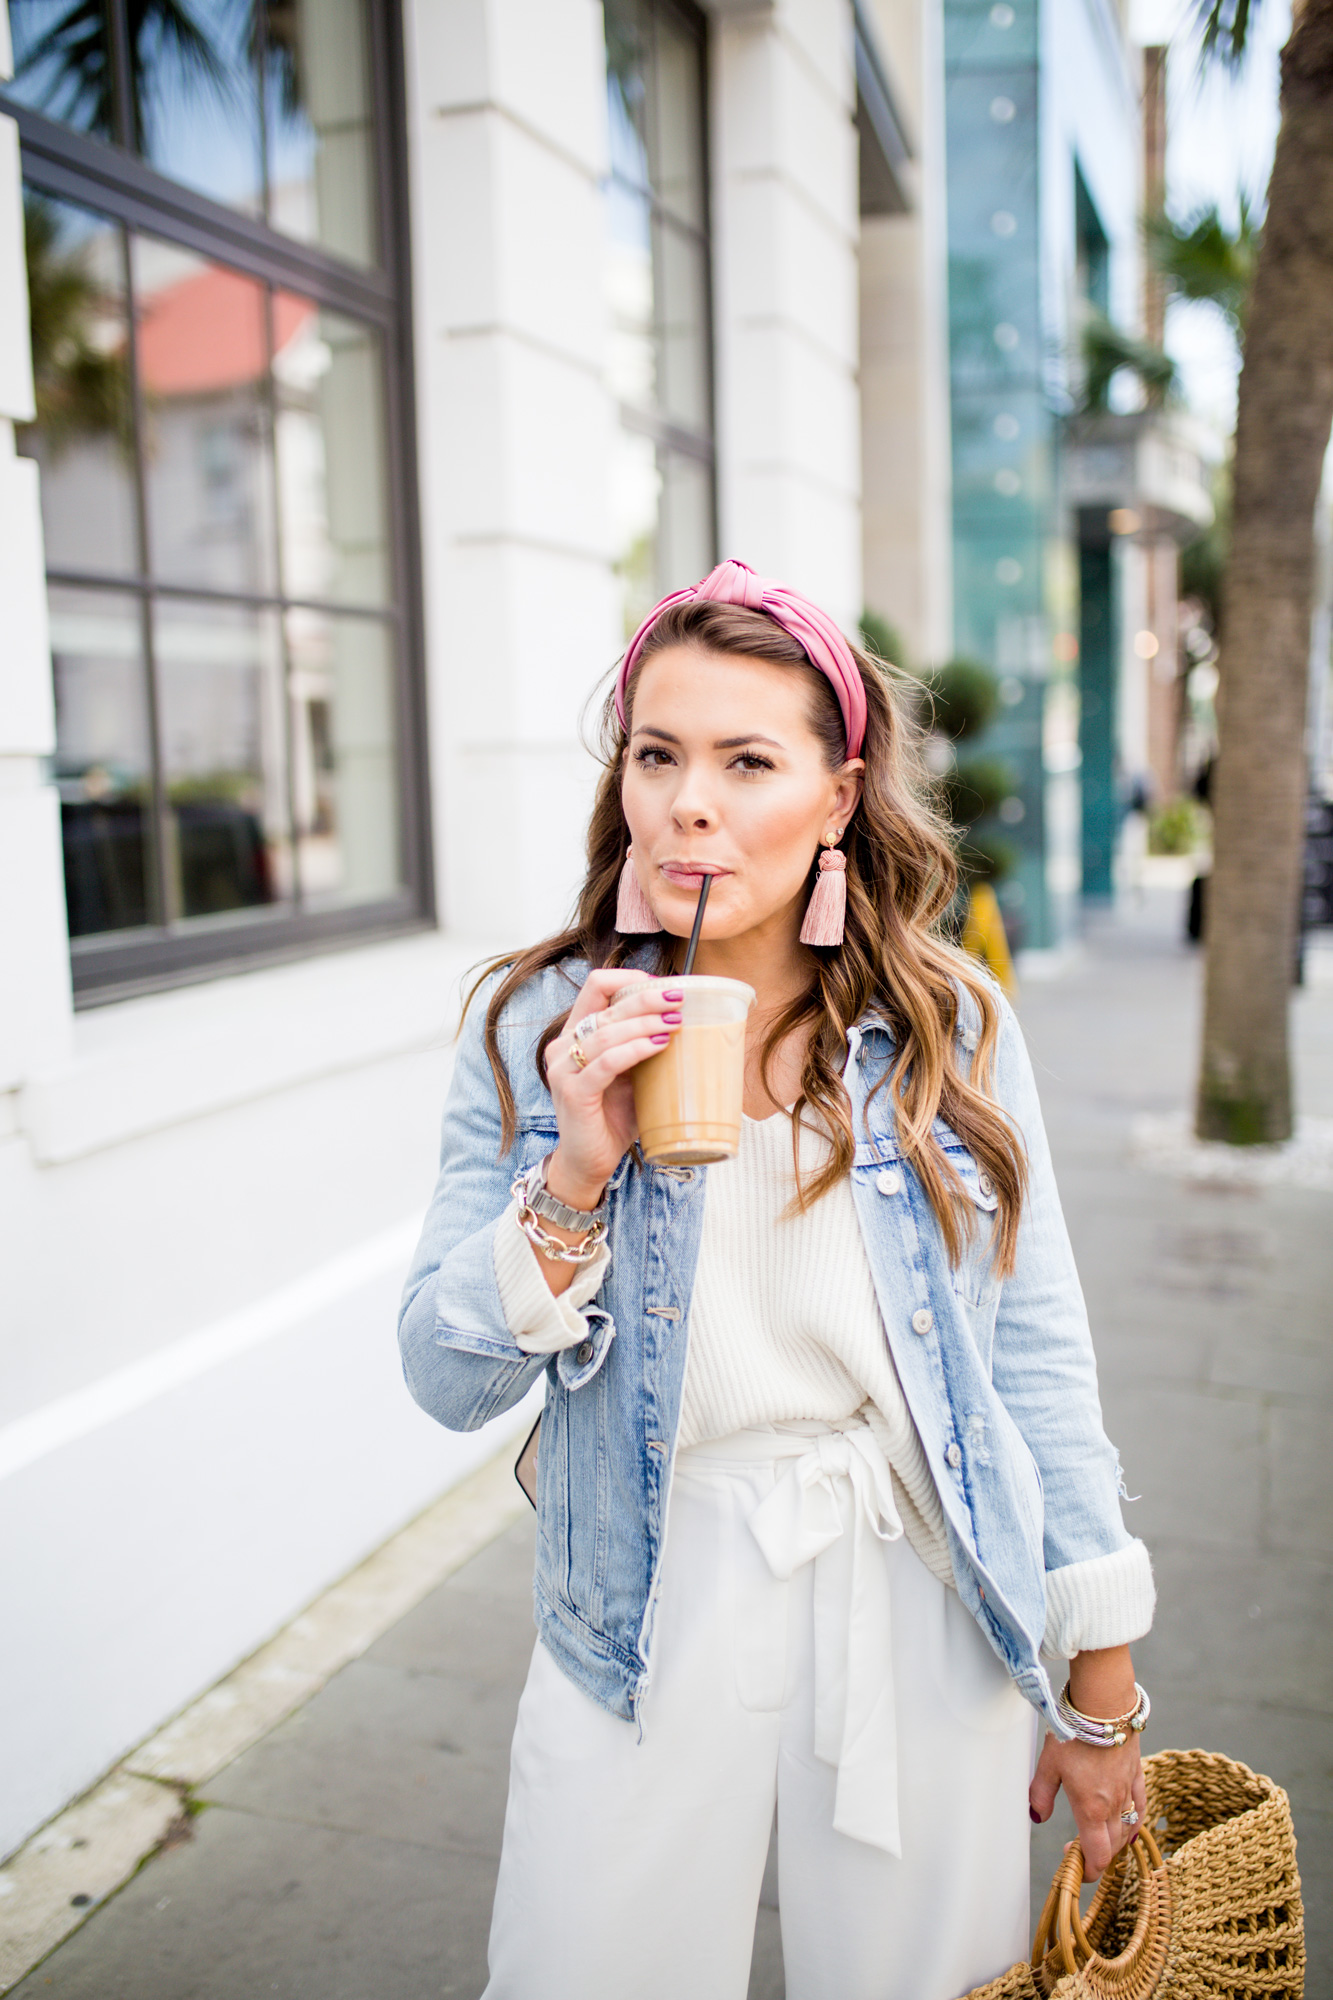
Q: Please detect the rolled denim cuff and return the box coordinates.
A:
[1041,1539,1156,1659]
[493,1200,612,1355]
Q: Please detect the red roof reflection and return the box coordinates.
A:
[136,268,314,396]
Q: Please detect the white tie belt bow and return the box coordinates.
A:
[703,1414,908,1856]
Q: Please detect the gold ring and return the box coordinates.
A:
[570,1043,590,1072]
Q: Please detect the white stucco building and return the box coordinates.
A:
[0,0,952,1859]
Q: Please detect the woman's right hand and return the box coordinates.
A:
[543,969,682,1210]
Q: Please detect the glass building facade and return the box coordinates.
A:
[945,0,1058,948]
[943,0,1130,948]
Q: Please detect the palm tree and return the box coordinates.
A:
[1186,0,1333,1143]
[19,196,131,454]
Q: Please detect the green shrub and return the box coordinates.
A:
[1147,796,1204,855]
[956,828,1019,885]
[859,609,908,670]
[939,757,1014,829]
[924,659,1000,743]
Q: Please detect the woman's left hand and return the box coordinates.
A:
[1029,1732,1147,1881]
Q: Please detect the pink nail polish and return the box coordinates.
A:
[1129,1827,1140,1843]
[662,1010,682,1025]
[662,988,683,1001]
[1029,1807,1040,1824]
[651,1033,670,1045]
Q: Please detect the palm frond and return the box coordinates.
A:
[1080,313,1178,414]
[1144,199,1258,336]
[11,0,119,135]
[12,0,237,154]
[126,0,237,153]
[1193,0,1260,71]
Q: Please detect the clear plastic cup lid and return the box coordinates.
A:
[611,974,755,1024]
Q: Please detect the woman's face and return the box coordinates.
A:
[620,645,864,944]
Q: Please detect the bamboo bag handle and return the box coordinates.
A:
[1029,1825,1171,1998]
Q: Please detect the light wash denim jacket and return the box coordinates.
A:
[399,962,1150,1738]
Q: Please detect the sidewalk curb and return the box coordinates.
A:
[0,1437,529,1992]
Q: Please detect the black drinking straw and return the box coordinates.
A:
[681,873,712,977]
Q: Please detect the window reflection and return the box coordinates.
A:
[16,194,139,577]
[285,608,401,904]
[155,599,290,918]
[133,238,277,594]
[610,427,662,632]
[265,0,378,267]
[6,0,379,269]
[651,6,705,230]
[607,181,655,411]
[605,0,651,192]
[137,0,265,217]
[7,0,116,140]
[610,427,714,634]
[604,0,714,633]
[50,587,155,936]
[273,299,389,604]
[660,449,714,588]
[656,219,709,431]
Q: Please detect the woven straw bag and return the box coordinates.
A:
[959,1748,1304,2000]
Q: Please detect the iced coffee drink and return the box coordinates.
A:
[616,975,756,1165]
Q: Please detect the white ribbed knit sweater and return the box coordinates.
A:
[678,1111,955,1585]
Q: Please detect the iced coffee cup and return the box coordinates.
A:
[615,975,756,1166]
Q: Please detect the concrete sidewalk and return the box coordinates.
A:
[12,894,1332,1998]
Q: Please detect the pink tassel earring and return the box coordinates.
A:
[615,846,662,933]
[799,842,847,947]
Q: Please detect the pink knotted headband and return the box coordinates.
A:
[614,558,867,760]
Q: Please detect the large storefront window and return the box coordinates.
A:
[604,0,715,634]
[3,1,427,1000]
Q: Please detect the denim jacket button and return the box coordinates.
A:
[876,1167,903,1195]
[575,1340,594,1366]
[946,1442,963,1468]
[977,1170,995,1198]
[911,1308,933,1335]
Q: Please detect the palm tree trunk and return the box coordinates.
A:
[1197,0,1333,1143]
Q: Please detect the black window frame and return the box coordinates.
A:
[1,3,433,1007]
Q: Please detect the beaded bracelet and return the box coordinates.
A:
[1056,1680,1151,1748]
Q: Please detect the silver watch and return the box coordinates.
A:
[520,1154,607,1231]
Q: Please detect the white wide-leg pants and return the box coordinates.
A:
[483,1423,1038,2000]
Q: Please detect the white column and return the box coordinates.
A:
[405,0,620,945]
[707,0,862,634]
[0,61,75,1095]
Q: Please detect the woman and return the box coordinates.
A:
[399,560,1155,2000]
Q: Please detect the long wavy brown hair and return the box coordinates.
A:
[474,599,1028,1275]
